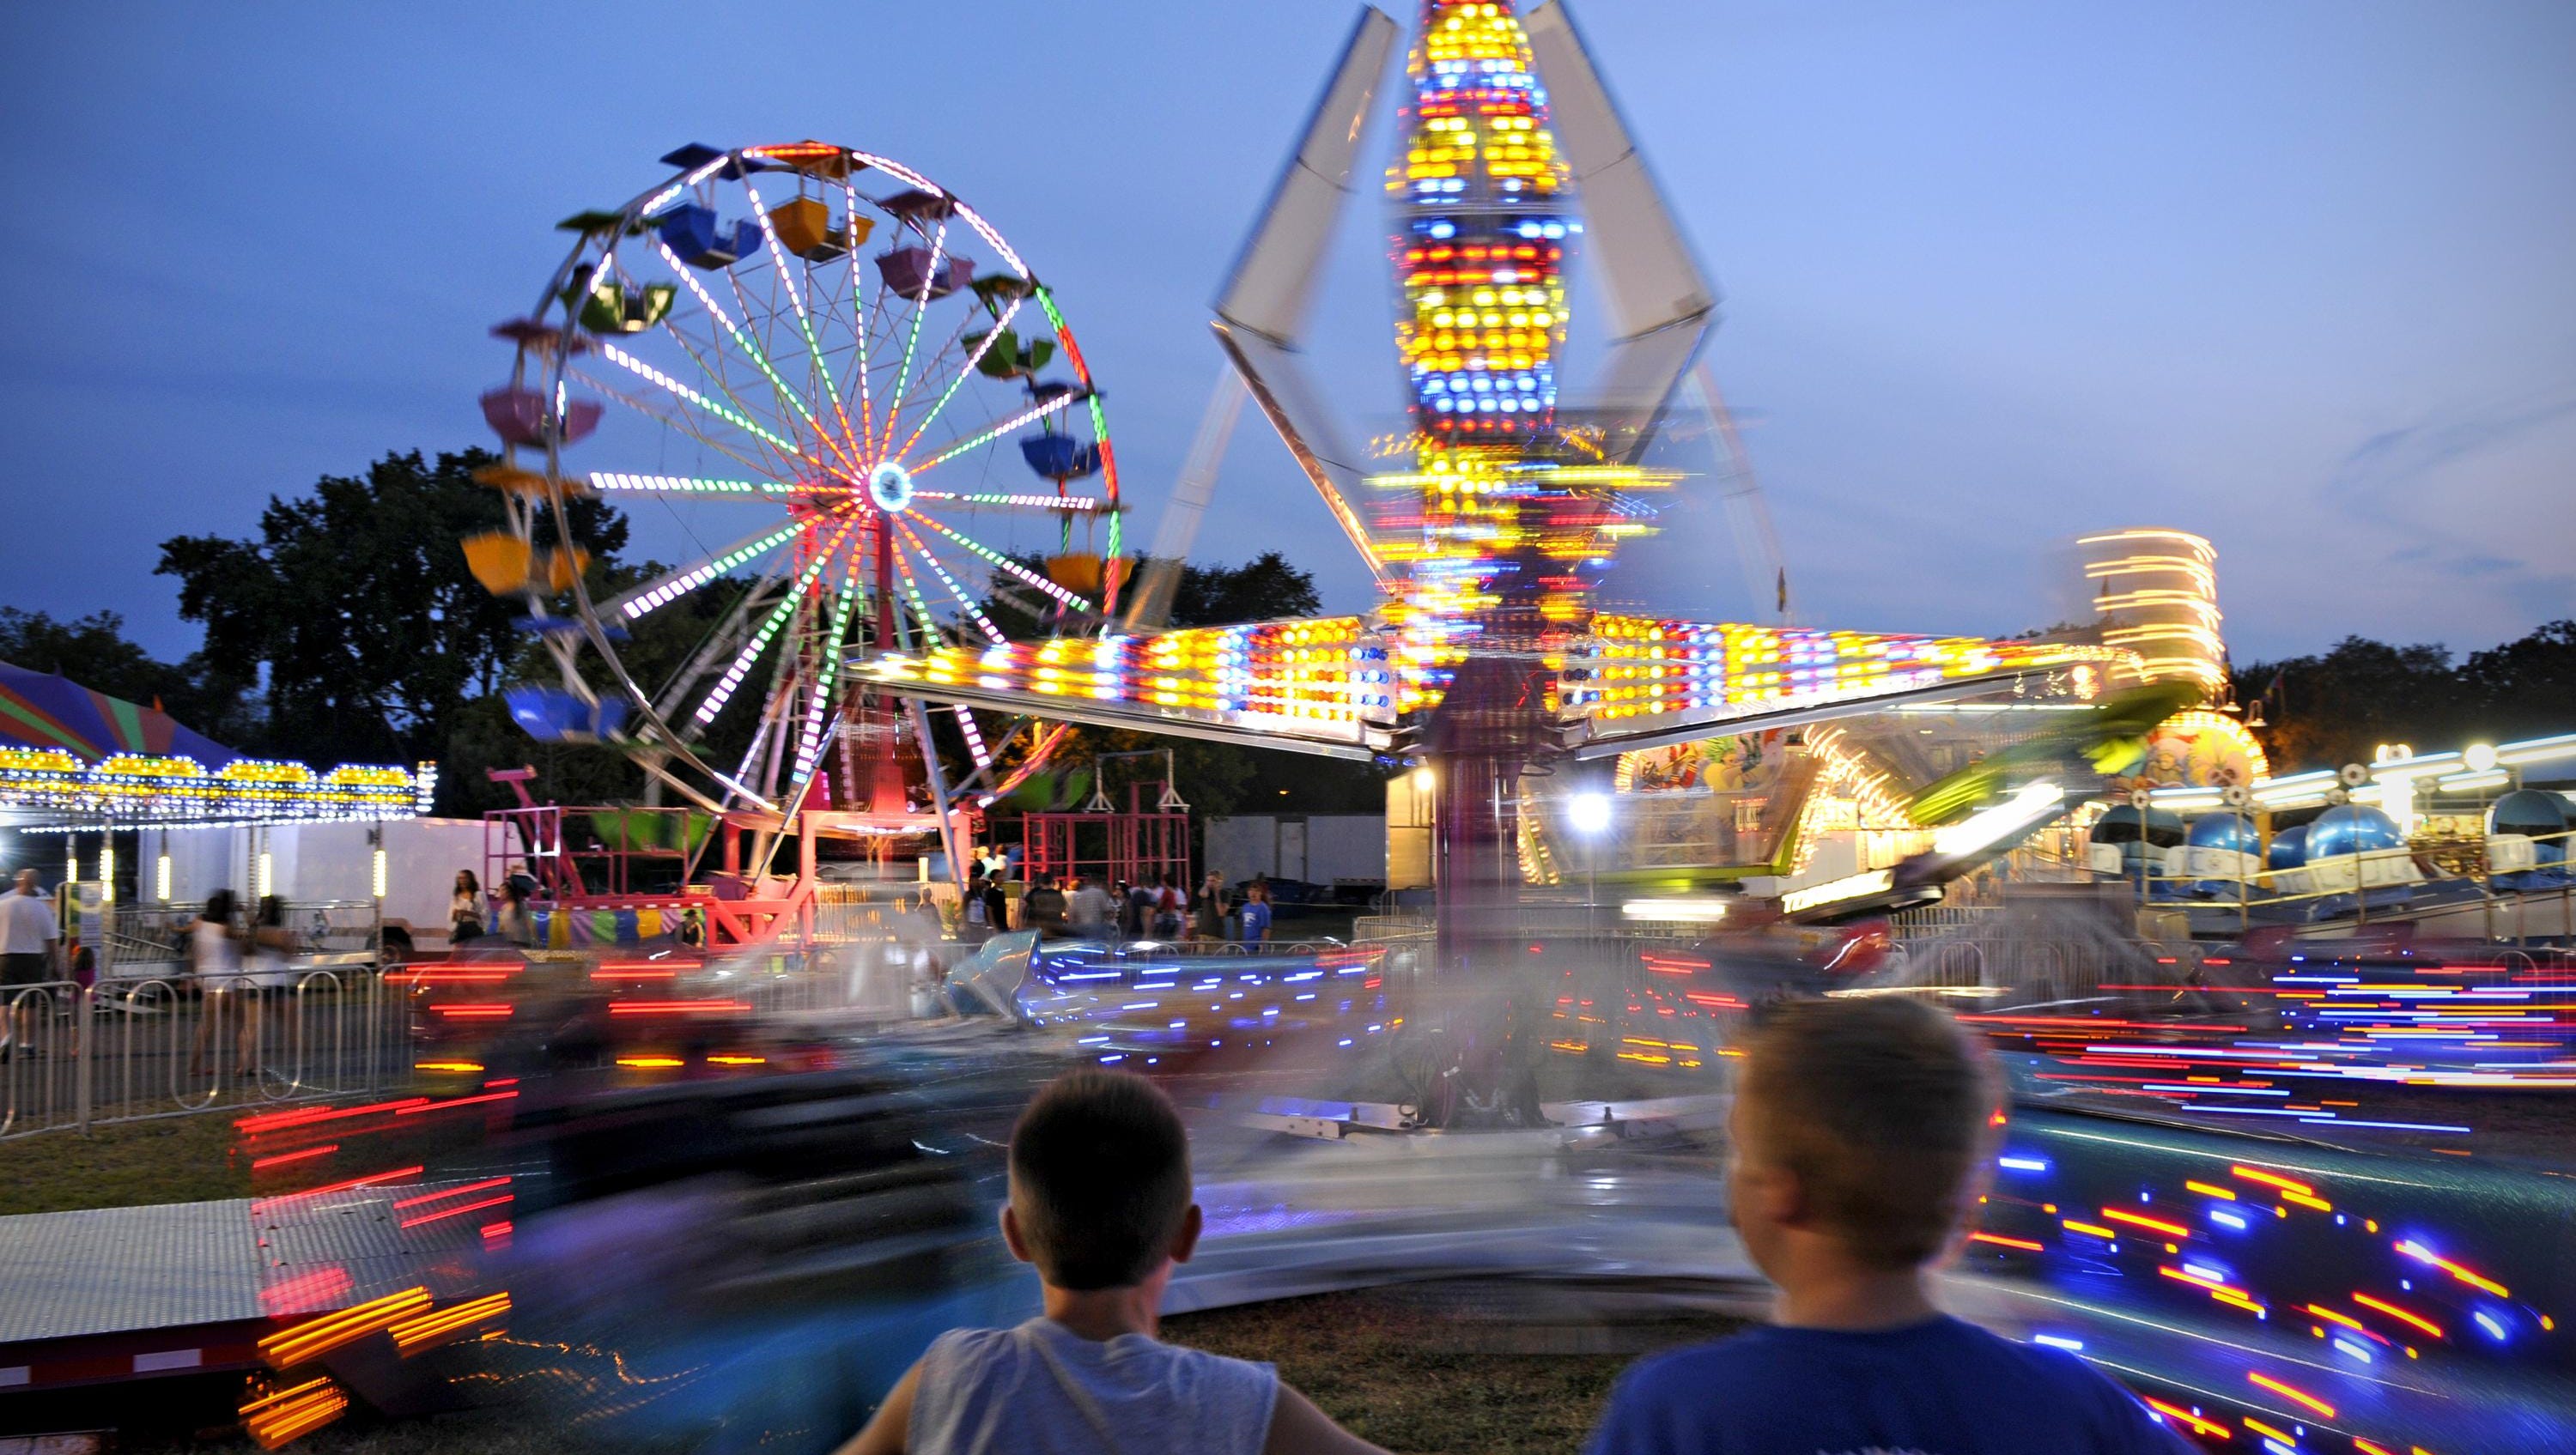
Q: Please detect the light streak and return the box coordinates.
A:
[2394,1240,2508,1297]
[251,1144,339,1170]
[388,1292,513,1353]
[240,1376,349,1447]
[399,1193,514,1230]
[2245,1371,2334,1419]
[2141,1398,2231,1439]
[260,1287,434,1367]
[2351,1291,2444,1338]
[2100,1207,2190,1238]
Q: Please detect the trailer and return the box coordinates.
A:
[137,818,490,957]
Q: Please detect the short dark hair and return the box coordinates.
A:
[1738,997,1996,1270]
[1008,1069,1193,1289]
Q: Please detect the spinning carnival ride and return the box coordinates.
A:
[472,141,1120,870]
[859,0,2139,934]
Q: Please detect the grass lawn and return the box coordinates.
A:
[1168,1284,1750,1455]
[0,1114,247,1216]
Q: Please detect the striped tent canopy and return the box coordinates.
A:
[0,661,238,767]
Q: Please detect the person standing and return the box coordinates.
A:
[1153,875,1185,939]
[981,872,1012,941]
[1,869,58,987]
[186,890,243,1078]
[1189,872,1228,943]
[1023,875,1067,938]
[451,870,486,947]
[1238,882,1273,946]
[495,879,537,949]
[1,868,58,1059]
[961,870,994,944]
[1067,876,1114,940]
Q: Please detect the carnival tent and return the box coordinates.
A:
[0,662,238,767]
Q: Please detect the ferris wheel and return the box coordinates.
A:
[471,140,1120,828]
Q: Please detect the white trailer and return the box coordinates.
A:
[1204,814,1387,896]
[139,817,490,954]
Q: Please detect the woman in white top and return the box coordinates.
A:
[186,890,245,1078]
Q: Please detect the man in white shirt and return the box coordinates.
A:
[2,868,59,1057]
[1066,876,1114,941]
[2,869,58,986]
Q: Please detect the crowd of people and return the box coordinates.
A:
[957,863,1279,947]
[838,995,2194,1454]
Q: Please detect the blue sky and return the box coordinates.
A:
[1,0,2567,665]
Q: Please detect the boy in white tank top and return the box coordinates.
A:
[839,1069,1384,1455]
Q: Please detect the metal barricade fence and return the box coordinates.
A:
[3,967,410,1141]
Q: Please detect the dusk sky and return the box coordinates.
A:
[2,0,2568,666]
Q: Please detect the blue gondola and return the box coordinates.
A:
[1019,433,1101,481]
[655,204,762,270]
[505,687,631,743]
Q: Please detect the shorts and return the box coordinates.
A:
[3,952,50,986]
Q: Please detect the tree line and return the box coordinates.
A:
[9,446,2565,814]
[2230,623,2576,774]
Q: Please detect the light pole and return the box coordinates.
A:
[1569,791,1613,934]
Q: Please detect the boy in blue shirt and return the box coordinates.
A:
[1589,997,2194,1455]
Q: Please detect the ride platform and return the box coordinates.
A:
[0,1179,486,1395]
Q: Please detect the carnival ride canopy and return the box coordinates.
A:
[0,660,238,766]
[0,660,432,828]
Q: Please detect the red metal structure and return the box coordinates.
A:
[1018,780,1190,890]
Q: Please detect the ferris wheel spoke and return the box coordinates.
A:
[568,372,798,482]
[597,517,817,622]
[650,569,788,722]
[837,179,880,450]
[883,547,953,650]
[657,247,855,478]
[890,518,1009,644]
[595,341,805,459]
[906,388,1090,475]
[793,579,861,783]
[910,488,1107,512]
[713,259,863,482]
[591,472,823,502]
[658,304,853,483]
[877,219,951,462]
[888,294,1024,468]
[690,514,865,727]
[905,512,1091,613]
[742,181,863,453]
[881,305,990,462]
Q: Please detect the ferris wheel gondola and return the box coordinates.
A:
[470,140,1119,840]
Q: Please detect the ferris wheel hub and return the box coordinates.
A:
[866,461,915,513]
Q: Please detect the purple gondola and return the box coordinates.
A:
[876,247,975,300]
[481,388,602,449]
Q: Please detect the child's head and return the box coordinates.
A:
[1728,997,1996,1278]
[1004,1068,1199,1291]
